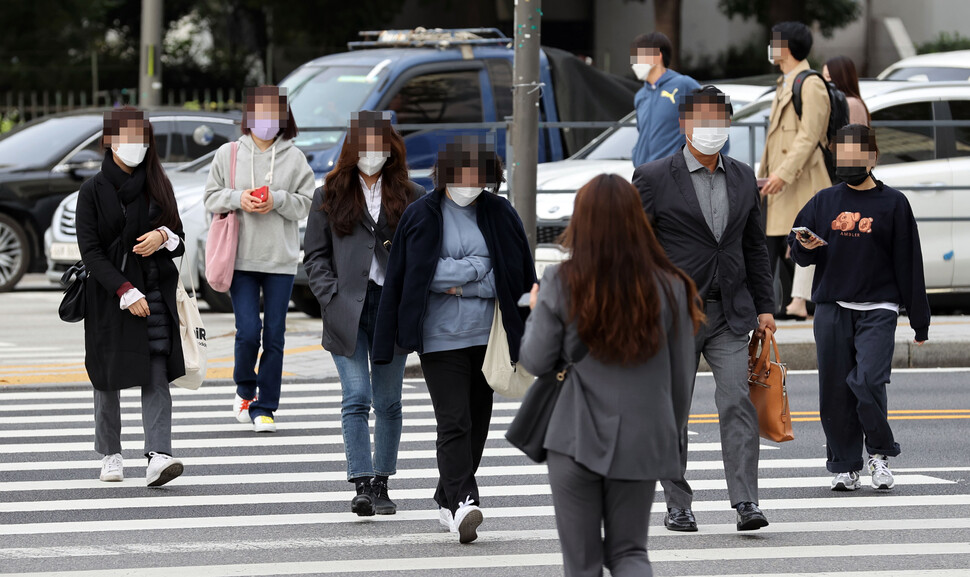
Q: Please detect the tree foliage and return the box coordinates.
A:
[717,0,861,38]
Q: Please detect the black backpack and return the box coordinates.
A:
[792,69,849,182]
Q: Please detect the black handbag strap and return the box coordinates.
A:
[556,340,589,382]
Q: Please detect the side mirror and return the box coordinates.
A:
[63,149,103,179]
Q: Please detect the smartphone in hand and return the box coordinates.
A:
[757,178,769,191]
[252,185,269,202]
[517,292,533,308]
[792,226,828,246]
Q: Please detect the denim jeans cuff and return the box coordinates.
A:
[374,469,396,478]
[826,459,865,473]
[347,471,376,482]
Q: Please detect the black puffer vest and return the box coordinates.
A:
[145,202,172,356]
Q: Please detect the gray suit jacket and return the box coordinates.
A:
[517,265,695,481]
[302,182,424,357]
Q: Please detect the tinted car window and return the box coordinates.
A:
[947,100,970,158]
[180,120,235,162]
[0,115,103,168]
[486,60,514,121]
[870,102,935,165]
[389,70,483,127]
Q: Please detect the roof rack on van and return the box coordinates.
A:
[348,27,511,51]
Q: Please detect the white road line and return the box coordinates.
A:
[0,383,348,401]
[4,496,970,535]
[0,402,525,423]
[0,392,433,410]
[0,435,760,454]
[6,518,970,559]
[0,475,950,512]
[7,543,970,575]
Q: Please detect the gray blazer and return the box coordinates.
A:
[302,182,424,357]
[517,265,696,481]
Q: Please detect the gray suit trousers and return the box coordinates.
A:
[661,301,761,508]
[94,355,173,458]
[547,450,656,577]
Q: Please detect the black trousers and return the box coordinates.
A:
[814,303,901,473]
[419,345,494,514]
[765,235,793,314]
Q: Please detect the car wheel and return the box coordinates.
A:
[291,285,321,318]
[201,275,233,313]
[0,213,29,292]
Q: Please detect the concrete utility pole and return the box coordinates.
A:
[138,0,163,107]
[510,0,542,254]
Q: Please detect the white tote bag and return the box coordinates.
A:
[172,260,207,390]
[482,300,534,398]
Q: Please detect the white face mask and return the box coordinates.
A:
[768,44,775,66]
[448,186,483,207]
[113,142,149,167]
[357,151,389,176]
[632,62,653,81]
[688,125,730,155]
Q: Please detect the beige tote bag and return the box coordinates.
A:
[482,300,534,398]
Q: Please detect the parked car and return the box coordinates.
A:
[878,50,970,82]
[278,27,640,189]
[0,108,241,291]
[517,80,970,304]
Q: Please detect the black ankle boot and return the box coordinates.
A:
[371,476,397,515]
[350,477,375,517]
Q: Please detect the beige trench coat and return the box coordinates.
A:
[758,59,832,236]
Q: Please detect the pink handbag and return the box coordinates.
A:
[204,141,239,293]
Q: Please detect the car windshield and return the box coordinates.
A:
[281,64,389,150]
[0,115,102,168]
[886,66,970,82]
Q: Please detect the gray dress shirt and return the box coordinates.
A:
[683,146,729,293]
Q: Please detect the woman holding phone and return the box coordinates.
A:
[204,85,316,433]
[373,137,536,543]
[75,107,187,486]
[789,123,930,492]
[303,111,424,516]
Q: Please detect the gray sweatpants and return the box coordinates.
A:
[93,355,173,458]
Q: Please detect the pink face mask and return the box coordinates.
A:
[249,117,280,140]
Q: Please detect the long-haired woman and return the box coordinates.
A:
[303,110,424,516]
[75,107,187,486]
[824,56,870,126]
[373,136,536,543]
[204,85,316,433]
[518,174,703,577]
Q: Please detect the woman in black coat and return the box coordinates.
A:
[75,107,187,487]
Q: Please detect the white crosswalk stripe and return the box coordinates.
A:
[1,379,968,576]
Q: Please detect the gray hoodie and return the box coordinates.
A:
[204,135,315,275]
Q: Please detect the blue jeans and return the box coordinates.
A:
[229,270,295,419]
[331,282,407,480]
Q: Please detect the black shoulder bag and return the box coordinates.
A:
[58,238,126,323]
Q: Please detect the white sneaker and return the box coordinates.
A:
[439,507,455,532]
[831,471,861,491]
[99,453,124,482]
[233,394,256,424]
[453,496,483,544]
[253,415,276,433]
[868,454,895,490]
[146,452,184,487]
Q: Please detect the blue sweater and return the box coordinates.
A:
[373,189,537,364]
[788,180,931,341]
[632,69,700,167]
[423,197,497,353]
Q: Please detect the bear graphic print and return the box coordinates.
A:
[831,211,873,235]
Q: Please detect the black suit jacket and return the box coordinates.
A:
[633,148,774,335]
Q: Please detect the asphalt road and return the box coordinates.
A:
[1,368,969,576]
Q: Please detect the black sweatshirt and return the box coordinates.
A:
[787,180,931,341]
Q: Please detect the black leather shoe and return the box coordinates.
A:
[664,507,698,532]
[371,478,397,515]
[736,502,769,531]
[351,479,375,517]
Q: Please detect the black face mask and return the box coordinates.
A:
[835,165,871,186]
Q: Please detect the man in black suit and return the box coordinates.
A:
[633,85,776,532]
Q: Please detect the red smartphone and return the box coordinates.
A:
[252,185,269,202]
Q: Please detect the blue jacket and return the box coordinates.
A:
[373,188,537,364]
[632,69,701,167]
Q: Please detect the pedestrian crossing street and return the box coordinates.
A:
[2,377,970,576]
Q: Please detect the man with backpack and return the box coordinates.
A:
[759,21,844,317]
